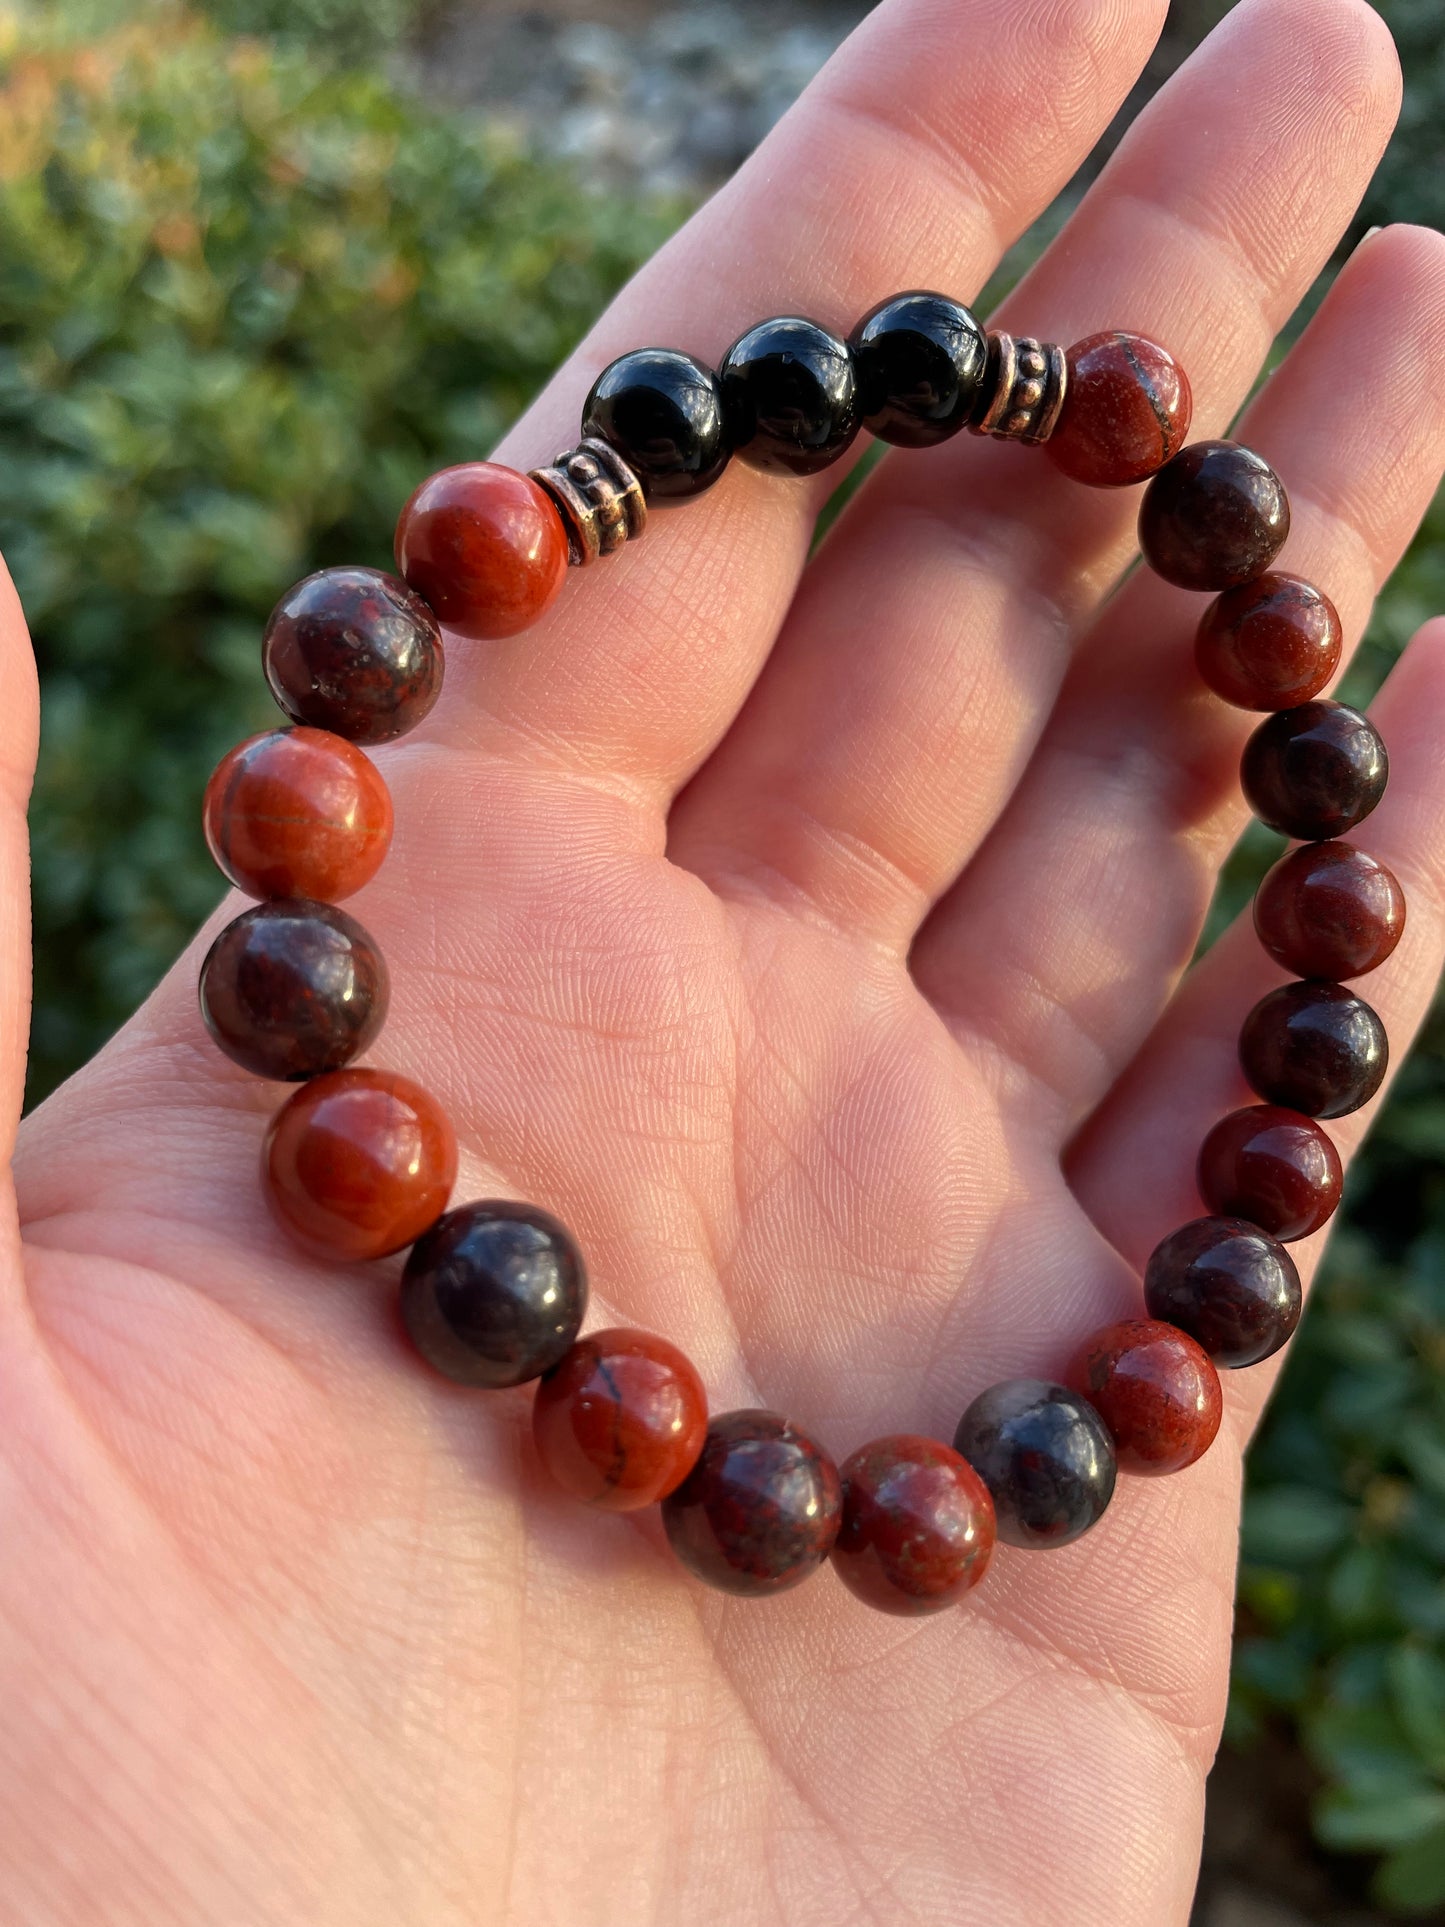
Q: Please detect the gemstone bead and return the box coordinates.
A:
[1069,1320,1222,1475]
[831,1434,995,1616]
[394,462,569,641]
[848,291,988,447]
[1241,702,1388,842]
[1046,331,1192,488]
[1197,1104,1343,1242]
[203,726,393,903]
[720,316,859,476]
[582,348,730,501]
[1138,440,1290,593]
[952,1380,1116,1550]
[262,566,444,745]
[661,1409,842,1597]
[1144,1216,1302,1367]
[263,1068,456,1261]
[1195,573,1343,710]
[1254,841,1406,980]
[1239,981,1388,1119]
[199,899,389,1081]
[401,1201,587,1389]
[532,1327,707,1510]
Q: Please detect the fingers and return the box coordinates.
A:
[912,219,1445,1115]
[431,0,1168,798]
[667,0,1402,944]
[0,558,39,1301]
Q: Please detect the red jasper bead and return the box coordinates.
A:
[1144,1217,1302,1368]
[661,1410,842,1597]
[532,1328,708,1511]
[1138,440,1290,593]
[1197,1104,1343,1243]
[263,1068,457,1261]
[1046,331,1192,488]
[1254,840,1406,981]
[1069,1321,1222,1476]
[1195,573,1343,711]
[263,566,443,746]
[203,727,393,903]
[832,1434,995,1616]
[394,462,568,641]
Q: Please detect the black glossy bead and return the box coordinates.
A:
[661,1409,843,1597]
[1144,1216,1302,1368]
[1138,440,1290,593]
[849,291,988,447]
[952,1380,1116,1550]
[400,1201,587,1388]
[719,316,859,476]
[1241,701,1388,842]
[1239,980,1388,1119]
[199,898,389,1081]
[582,348,730,501]
[262,566,444,746]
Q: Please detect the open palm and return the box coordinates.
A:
[5,0,1445,1921]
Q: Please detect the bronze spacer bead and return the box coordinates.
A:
[529,437,648,567]
[968,332,1068,445]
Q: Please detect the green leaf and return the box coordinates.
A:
[1376,1823,1445,1914]
[1390,1645,1445,1776]
[1315,1785,1445,1853]
[1241,1487,1354,1565]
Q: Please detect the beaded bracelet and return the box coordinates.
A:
[197,294,1401,1614]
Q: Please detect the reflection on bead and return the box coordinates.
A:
[582,348,731,501]
[1144,1216,1302,1367]
[831,1434,995,1615]
[952,1380,1116,1550]
[661,1409,842,1597]
[720,316,859,476]
[1239,981,1387,1119]
[203,727,393,903]
[1242,702,1388,842]
[394,462,569,641]
[1197,1104,1342,1243]
[200,898,389,1081]
[1070,1320,1222,1475]
[1254,840,1406,981]
[1195,573,1342,711]
[1047,331,1192,487]
[849,291,988,447]
[1139,440,1290,593]
[969,332,1068,444]
[532,1327,707,1509]
[262,567,443,745]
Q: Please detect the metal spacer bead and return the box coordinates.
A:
[529,437,647,567]
[968,333,1068,445]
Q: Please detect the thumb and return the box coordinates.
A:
[0,557,39,1190]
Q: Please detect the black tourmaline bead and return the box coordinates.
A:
[400,1201,587,1388]
[952,1380,1116,1550]
[199,898,389,1081]
[1138,440,1290,593]
[1241,701,1388,842]
[262,566,444,746]
[1239,980,1388,1119]
[849,291,989,447]
[1144,1217,1302,1368]
[719,316,859,476]
[582,348,730,501]
[661,1409,843,1597]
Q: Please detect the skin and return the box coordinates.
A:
[1,0,1444,1920]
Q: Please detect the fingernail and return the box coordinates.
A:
[1355,224,1385,251]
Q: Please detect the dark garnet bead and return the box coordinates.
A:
[848,292,988,448]
[831,1434,995,1616]
[203,726,393,903]
[952,1381,1116,1550]
[1242,702,1388,841]
[661,1410,842,1597]
[1197,1104,1343,1242]
[394,463,569,641]
[532,1327,707,1511]
[1138,440,1290,593]
[720,316,859,477]
[1046,331,1192,488]
[1195,573,1343,710]
[1144,1216,1302,1368]
[582,348,730,501]
[199,899,388,1081]
[1255,841,1406,981]
[1069,1321,1222,1476]
[1239,981,1388,1119]
[401,1201,587,1390]
[262,567,443,746]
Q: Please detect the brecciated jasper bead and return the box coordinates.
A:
[533,1328,707,1510]
[1144,1216,1302,1368]
[1239,981,1388,1119]
[1069,1321,1222,1476]
[952,1381,1116,1550]
[199,898,389,1081]
[1197,1104,1343,1243]
[720,315,859,477]
[582,348,730,501]
[661,1410,842,1597]
[1195,573,1343,711]
[1138,440,1290,593]
[831,1435,995,1616]
[203,727,393,902]
[394,462,568,640]
[1255,841,1406,981]
[1241,701,1388,843]
[1045,331,1192,488]
[848,291,988,447]
[262,566,444,745]
[263,1068,456,1261]
[401,1201,587,1389]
